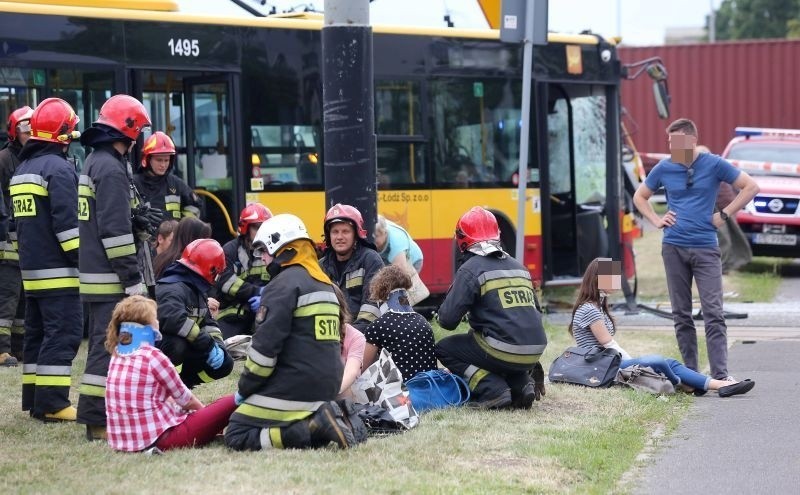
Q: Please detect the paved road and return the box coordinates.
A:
[633,341,800,494]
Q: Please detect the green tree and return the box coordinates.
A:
[712,0,800,40]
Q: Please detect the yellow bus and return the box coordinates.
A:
[0,1,661,298]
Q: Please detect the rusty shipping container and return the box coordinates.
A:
[618,39,800,157]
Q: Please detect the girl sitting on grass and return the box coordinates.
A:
[569,258,755,398]
[105,295,236,453]
[363,265,436,381]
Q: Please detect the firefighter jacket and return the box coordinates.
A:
[437,251,547,366]
[155,262,223,352]
[0,141,23,264]
[231,264,343,429]
[319,242,384,329]
[133,171,200,220]
[9,142,79,297]
[215,237,269,318]
[78,145,141,301]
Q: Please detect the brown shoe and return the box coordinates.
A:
[0,352,18,367]
[86,424,108,442]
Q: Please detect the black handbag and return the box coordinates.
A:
[548,346,621,388]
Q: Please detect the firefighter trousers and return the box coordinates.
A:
[21,295,82,416]
[158,334,234,389]
[435,333,535,403]
[217,307,256,340]
[0,263,25,358]
[77,300,117,426]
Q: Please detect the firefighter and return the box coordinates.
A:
[133,131,201,220]
[215,203,273,339]
[9,98,82,421]
[155,238,233,388]
[0,105,32,366]
[76,94,160,441]
[225,214,364,451]
[435,207,548,410]
[318,204,384,330]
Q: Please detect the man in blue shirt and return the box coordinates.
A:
[633,118,759,383]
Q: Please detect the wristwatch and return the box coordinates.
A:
[719,210,729,221]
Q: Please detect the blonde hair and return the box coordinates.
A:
[105,295,158,355]
[369,265,412,302]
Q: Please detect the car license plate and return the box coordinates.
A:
[753,233,797,246]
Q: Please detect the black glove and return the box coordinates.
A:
[531,362,545,401]
[131,204,163,236]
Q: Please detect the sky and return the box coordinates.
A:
[180,0,721,46]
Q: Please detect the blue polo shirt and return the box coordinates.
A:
[645,153,740,248]
[379,219,423,268]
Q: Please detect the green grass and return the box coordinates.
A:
[1,325,697,495]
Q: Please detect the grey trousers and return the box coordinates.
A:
[661,243,728,379]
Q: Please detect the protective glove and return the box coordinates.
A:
[124,283,145,297]
[131,204,164,236]
[531,362,546,401]
[205,343,224,370]
[248,295,261,312]
[234,392,245,406]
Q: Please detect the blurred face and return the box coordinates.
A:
[597,260,622,292]
[668,133,696,165]
[260,251,274,265]
[149,154,172,176]
[329,222,356,257]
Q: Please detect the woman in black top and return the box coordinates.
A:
[363,265,436,380]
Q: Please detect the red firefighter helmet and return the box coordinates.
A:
[238,203,273,236]
[7,106,33,141]
[455,206,500,252]
[178,239,226,284]
[29,98,80,144]
[94,94,151,140]
[324,203,367,240]
[141,131,176,167]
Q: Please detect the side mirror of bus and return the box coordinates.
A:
[652,79,670,119]
[646,62,670,120]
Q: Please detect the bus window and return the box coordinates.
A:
[0,66,112,171]
[572,95,607,205]
[250,124,321,187]
[430,79,530,188]
[375,80,426,187]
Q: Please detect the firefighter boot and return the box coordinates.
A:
[43,405,77,422]
[336,399,368,445]
[308,401,356,449]
[468,388,512,410]
[510,381,537,410]
[0,352,18,367]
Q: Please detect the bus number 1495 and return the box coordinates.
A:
[168,38,200,57]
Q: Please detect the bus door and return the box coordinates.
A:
[184,75,242,241]
[135,70,241,241]
[542,83,610,284]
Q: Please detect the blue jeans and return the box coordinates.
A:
[621,355,711,391]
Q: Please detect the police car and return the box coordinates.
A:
[722,127,800,257]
